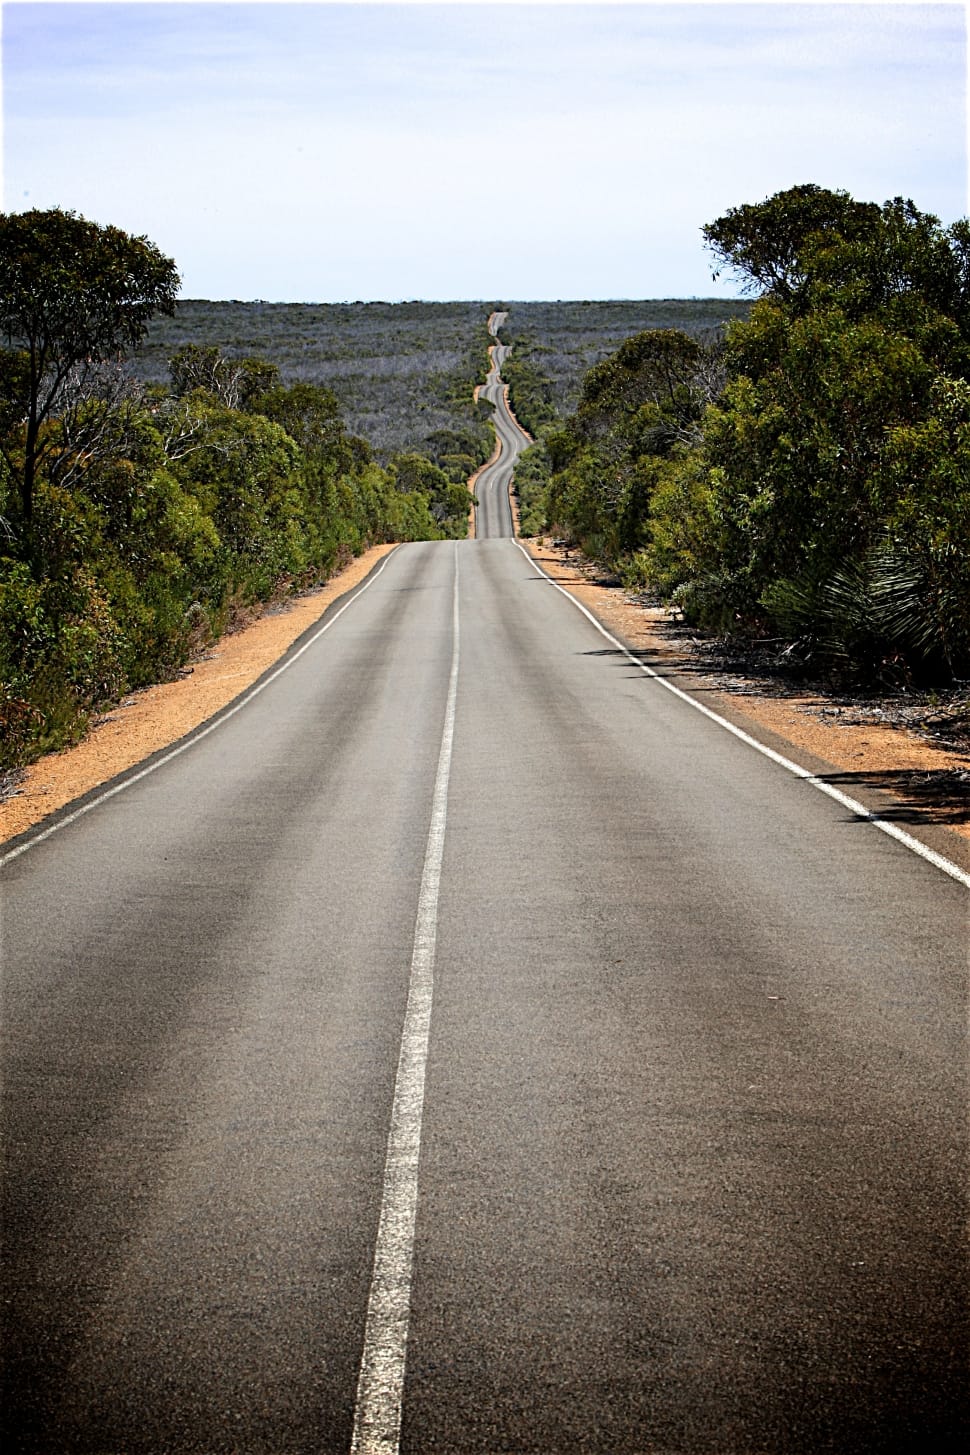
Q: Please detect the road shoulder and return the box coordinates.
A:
[518,534,970,873]
[5,533,968,876]
[0,545,398,844]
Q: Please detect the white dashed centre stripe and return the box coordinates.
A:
[350,545,461,1455]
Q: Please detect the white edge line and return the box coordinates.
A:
[350,545,460,1455]
[0,550,399,869]
[515,541,970,892]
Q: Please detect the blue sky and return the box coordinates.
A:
[2,2,966,301]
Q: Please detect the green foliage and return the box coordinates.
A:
[423,419,494,484]
[760,547,953,686]
[0,272,483,766]
[627,453,720,601]
[698,307,937,601]
[0,207,179,532]
[0,560,128,761]
[538,328,719,563]
[510,441,552,537]
[691,190,970,673]
[577,329,702,421]
[517,188,969,682]
[389,452,470,538]
[252,380,346,455]
[501,342,557,437]
[702,184,882,302]
[0,207,180,363]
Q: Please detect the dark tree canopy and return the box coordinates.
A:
[0,207,180,363]
[578,328,703,423]
[702,184,882,300]
[695,186,970,667]
[703,185,970,343]
[0,207,179,527]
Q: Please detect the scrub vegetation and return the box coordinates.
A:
[510,186,970,690]
[130,299,496,464]
[0,211,491,768]
[498,298,751,435]
[3,184,967,772]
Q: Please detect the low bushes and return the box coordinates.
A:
[514,187,970,685]
[0,359,469,769]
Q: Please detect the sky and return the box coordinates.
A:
[1,1,966,301]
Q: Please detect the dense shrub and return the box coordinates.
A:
[0,331,476,768]
[518,188,970,683]
[129,301,497,463]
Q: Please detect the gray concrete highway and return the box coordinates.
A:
[473,312,530,539]
[2,379,968,1451]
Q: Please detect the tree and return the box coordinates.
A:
[389,451,470,535]
[538,330,717,561]
[703,185,970,348]
[251,380,345,456]
[0,207,179,531]
[693,186,970,672]
[169,344,280,411]
[573,328,705,447]
[701,183,881,302]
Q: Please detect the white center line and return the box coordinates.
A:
[350,544,461,1455]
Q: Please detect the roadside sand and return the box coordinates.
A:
[519,535,969,848]
[0,545,396,843]
[3,533,967,855]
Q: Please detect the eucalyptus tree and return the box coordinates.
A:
[0,208,179,535]
[697,186,970,671]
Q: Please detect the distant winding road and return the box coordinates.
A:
[473,311,531,539]
[2,329,967,1454]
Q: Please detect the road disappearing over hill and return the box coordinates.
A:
[473,311,530,539]
[2,345,967,1453]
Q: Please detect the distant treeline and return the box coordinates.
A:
[0,211,493,769]
[498,298,752,431]
[4,185,967,775]
[130,299,498,462]
[509,186,970,687]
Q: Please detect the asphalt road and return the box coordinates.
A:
[2,407,968,1451]
[473,313,529,540]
